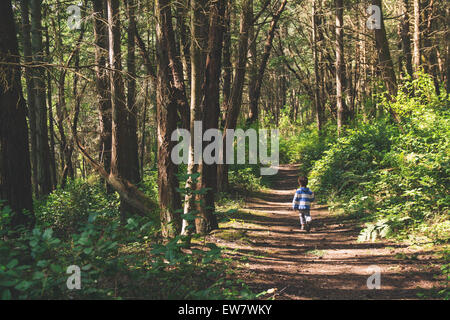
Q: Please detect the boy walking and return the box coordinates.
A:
[292,176,315,232]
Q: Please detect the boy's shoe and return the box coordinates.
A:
[300,224,305,231]
[305,223,311,232]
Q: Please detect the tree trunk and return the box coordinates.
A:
[155,0,183,237]
[20,0,38,197]
[372,0,397,98]
[107,0,136,222]
[217,0,252,191]
[446,6,450,94]
[0,0,34,229]
[92,0,112,189]
[175,1,191,86]
[247,0,258,124]
[422,0,440,94]
[126,0,141,184]
[182,0,209,235]
[197,0,227,234]
[248,0,288,126]
[31,0,52,195]
[335,0,346,135]
[45,26,57,189]
[312,0,324,133]
[413,0,421,74]
[399,0,414,79]
[221,0,233,128]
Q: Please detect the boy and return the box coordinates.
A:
[292,176,315,232]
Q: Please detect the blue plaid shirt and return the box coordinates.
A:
[292,187,315,210]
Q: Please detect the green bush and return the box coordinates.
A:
[279,122,337,176]
[34,179,120,237]
[308,73,449,242]
[1,173,257,300]
[0,203,256,299]
[228,166,267,192]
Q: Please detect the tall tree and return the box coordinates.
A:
[221,0,233,127]
[107,0,136,221]
[125,0,141,183]
[413,0,421,74]
[335,0,346,135]
[312,0,324,133]
[422,0,440,94]
[248,0,288,125]
[30,0,52,195]
[155,0,183,237]
[372,0,397,98]
[92,0,113,189]
[197,0,227,234]
[217,0,252,191]
[399,0,414,79]
[0,0,34,229]
[20,0,38,197]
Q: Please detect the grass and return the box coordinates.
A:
[306,249,327,257]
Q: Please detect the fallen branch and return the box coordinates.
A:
[72,100,158,217]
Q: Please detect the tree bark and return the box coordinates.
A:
[399,0,414,79]
[44,26,57,189]
[248,0,288,125]
[336,0,346,135]
[31,0,52,195]
[182,0,209,235]
[372,0,397,98]
[20,0,38,197]
[107,0,136,222]
[92,0,112,187]
[221,0,233,128]
[197,0,227,234]
[0,0,34,229]
[413,0,421,74]
[126,0,141,184]
[312,0,324,133]
[422,0,440,94]
[217,0,252,191]
[155,0,183,237]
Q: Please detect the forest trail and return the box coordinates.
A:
[209,165,444,300]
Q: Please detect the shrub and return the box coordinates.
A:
[34,179,120,237]
[308,73,449,242]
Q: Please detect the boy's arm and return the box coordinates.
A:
[292,191,298,210]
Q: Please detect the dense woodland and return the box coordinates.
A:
[0,0,448,299]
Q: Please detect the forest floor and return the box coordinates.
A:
[206,164,447,300]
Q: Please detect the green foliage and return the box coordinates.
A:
[34,179,120,237]
[140,168,159,204]
[228,166,267,192]
[308,73,449,243]
[279,123,336,176]
[309,121,394,204]
[0,203,254,299]
[1,172,257,299]
[417,248,450,300]
[437,249,450,300]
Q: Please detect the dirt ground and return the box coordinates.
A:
[207,165,447,300]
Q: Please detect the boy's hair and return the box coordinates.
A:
[298,176,308,187]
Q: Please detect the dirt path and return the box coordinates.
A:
[208,165,445,300]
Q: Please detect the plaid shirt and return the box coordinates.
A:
[292,187,315,210]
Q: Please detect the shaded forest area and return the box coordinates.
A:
[0,0,448,299]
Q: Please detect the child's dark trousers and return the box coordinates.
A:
[298,209,311,226]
